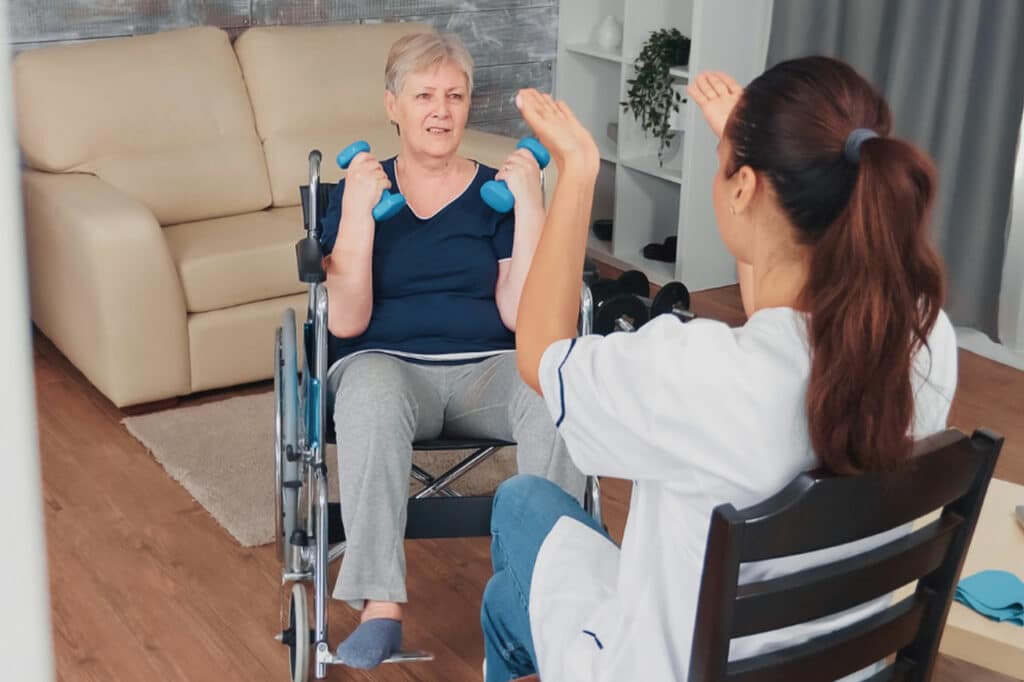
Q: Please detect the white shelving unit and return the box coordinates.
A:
[555,0,774,288]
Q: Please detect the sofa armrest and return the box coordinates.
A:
[22,171,190,407]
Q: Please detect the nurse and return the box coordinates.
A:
[480,57,958,681]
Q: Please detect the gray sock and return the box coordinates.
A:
[335,618,402,669]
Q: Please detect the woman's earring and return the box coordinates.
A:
[729,205,736,215]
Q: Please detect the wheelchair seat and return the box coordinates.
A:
[410,437,516,451]
[324,417,517,544]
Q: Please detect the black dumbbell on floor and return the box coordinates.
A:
[620,276,695,324]
[595,293,649,334]
[650,281,696,322]
[587,270,651,335]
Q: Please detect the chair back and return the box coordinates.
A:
[688,428,1003,682]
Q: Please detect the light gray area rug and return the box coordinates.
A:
[122,392,515,547]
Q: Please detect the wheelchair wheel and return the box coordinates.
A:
[282,582,310,682]
[275,309,301,570]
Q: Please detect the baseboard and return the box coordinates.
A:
[954,327,1024,371]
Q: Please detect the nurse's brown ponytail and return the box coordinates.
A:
[724,57,945,474]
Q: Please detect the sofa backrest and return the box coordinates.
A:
[13,26,272,226]
[234,22,434,207]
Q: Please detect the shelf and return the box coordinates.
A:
[586,234,677,287]
[669,65,690,80]
[566,42,624,64]
[619,153,682,184]
[587,231,616,261]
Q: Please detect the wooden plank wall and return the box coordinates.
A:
[7,0,556,138]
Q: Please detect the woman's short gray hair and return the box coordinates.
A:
[385,30,474,95]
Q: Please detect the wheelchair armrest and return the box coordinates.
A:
[299,183,338,236]
[296,237,326,283]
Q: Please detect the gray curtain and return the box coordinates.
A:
[767,0,1024,336]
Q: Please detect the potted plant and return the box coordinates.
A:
[621,28,691,165]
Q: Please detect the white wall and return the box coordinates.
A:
[998,109,1024,352]
[0,6,56,681]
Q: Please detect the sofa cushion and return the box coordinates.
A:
[188,294,306,393]
[234,22,431,206]
[13,26,272,225]
[164,207,306,313]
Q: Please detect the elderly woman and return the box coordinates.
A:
[318,30,584,668]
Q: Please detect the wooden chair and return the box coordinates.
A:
[688,428,1003,681]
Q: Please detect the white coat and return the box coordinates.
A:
[531,307,958,681]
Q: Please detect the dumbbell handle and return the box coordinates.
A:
[308,150,322,239]
[615,316,637,333]
[640,294,694,322]
[335,140,406,222]
[480,136,551,213]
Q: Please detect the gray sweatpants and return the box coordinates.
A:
[327,351,584,608]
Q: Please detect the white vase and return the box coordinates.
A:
[594,16,623,51]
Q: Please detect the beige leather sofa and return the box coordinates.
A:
[14,22,536,408]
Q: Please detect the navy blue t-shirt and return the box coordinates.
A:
[320,157,516,366]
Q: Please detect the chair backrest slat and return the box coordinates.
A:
[688,428,1003,682]
[734,431,981,562]
[727,594,927,682]
[731,513,960,637]
[860,658,913,682]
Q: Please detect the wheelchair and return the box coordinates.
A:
[273,149,604,681]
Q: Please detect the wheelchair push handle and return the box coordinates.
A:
[307,150,322,239]
[295,148,327,283]
[307,146,319,183]
[336,140,406,222]
[480,136,551,214]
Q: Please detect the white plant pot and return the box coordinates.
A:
[660,132,683,167]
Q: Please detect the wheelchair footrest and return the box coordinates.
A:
[326,496,494,543]
[383,650,434,664]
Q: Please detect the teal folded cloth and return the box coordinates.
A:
[954,570,1024,626]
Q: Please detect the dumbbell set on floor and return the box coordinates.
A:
[584,269,695,335]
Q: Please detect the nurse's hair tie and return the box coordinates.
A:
[844,128,879,164]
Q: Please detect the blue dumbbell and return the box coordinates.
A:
[480,136,552,213]
[336,141,407,222]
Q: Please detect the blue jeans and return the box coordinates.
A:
[481,475,609,682]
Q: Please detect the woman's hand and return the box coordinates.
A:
[340,152,391,222]
[515,88,599,177]
[687,71,743,139]
[495,148,544,215]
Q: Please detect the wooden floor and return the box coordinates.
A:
[35,284,1023,682]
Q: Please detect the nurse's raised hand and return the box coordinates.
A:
[515,88,599,177]
[688,71,743,139]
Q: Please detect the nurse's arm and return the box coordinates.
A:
[514,94,600,393]
[515,158,597,392]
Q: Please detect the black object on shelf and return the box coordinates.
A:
[592,218,613,242]
[643,235,677,263]
[677,36,692,66]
